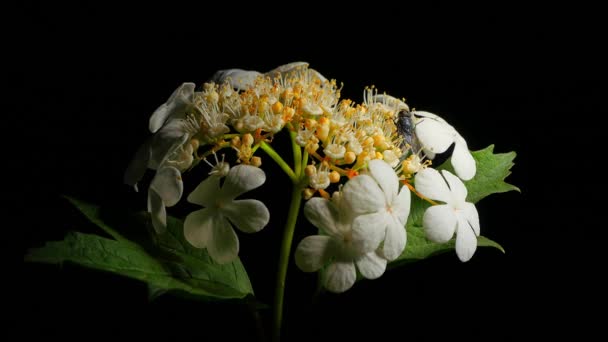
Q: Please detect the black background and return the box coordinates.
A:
[16,3,605,341]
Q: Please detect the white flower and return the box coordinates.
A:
[412,111,476,181]
[342,159,411,261]
[295,195,386,293]
[415,168,480,262]
[124,85,199,190]
[308,162,331,190]
[147,166,183,234]
[211,69,262,91]
[149,82,196,133]
[324,143,346,160]
[213,62,328,91]
[184,165,270,264]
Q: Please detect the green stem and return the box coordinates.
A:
[272,180,304,342]
[289,130,302,178]
[300,150,309,177]
[259,141,297,182]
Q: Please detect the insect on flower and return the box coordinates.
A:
[395,108,420,153]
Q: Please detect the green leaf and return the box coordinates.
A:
[29,197,254,301]
[389,195,505,268]
[440,145,519,203]
[63,196,129,242]
[26,231,254,300]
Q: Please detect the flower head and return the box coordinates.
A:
[184,164,270,264]
[415,168,480,262]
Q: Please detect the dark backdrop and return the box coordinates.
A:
[16,3,605,341]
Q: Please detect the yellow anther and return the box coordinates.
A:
[373,134,385,147]
[250,156,262,167]
[344,151,356,164]
[205,90,219,103]
[305,118,317,130]
[282,107,295,122]
[242,133,254,146]
[305,165,317,177]
[303,188,315,200]
[363,137,374,147]
[272,101,284,114]
[329,171,341,183]
[306,143,319,154]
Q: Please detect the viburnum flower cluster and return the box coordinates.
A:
[125,62,481,294]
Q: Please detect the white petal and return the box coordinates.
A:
[294,235,333,272]
[414,116,456,154]
[223,199,270,233]
[372,94,410,111]
[455,216,478,262]
[342,174,385,215]
[187,175,221,207]
[309,68,328,83]
[184,208,215,248]
[149,83,195,133]
[351,212,388,253]
[149,119,190,168]
[124,139,151,190]
[323,261,356,293]
[212,69,262,90]
[414,168,452,203]
[382,216,407,261]
[356,252,387,279]
[150,167,183,207]
[368,159,398,203]
[423,204,457,243]
[266,62,309,77]
[413,110,448,124]
[304,198,341,238]
[451,137,476,181]
[461,202,480,236]
[441,169,468,203]
[393,186,411,225]
[208,218,239,264]
[147,188,166,234]
[221,165,266,200]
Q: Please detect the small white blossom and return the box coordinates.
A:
[324,143,346,160]
[295,195,386,293]
[412,111,476,180]
[415,168,480,262]
[309,163,331,190]
[184,165,270,264]
[342,159,411,261]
